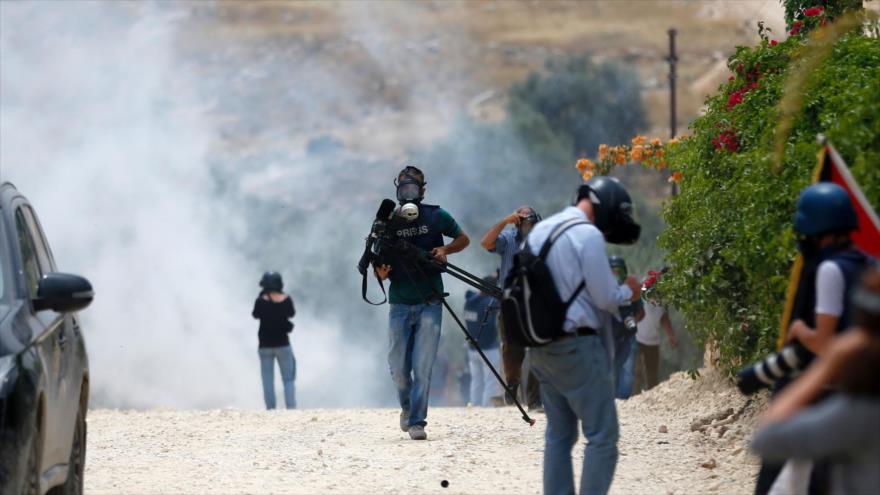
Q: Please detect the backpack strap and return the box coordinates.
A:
[538,218,589,259]
[536,218,589,307]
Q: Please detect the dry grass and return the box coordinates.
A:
[191,0,782,134]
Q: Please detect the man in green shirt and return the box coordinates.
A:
[375,166,469,439]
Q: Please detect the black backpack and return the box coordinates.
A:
[500,218,588,347]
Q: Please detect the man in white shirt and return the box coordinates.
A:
[527,176,641,495]
[632,270,677,395]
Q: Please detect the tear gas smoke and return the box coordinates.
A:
[0,1,569,409]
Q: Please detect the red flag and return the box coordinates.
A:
[777,138,879,349]
[817,141,880,257]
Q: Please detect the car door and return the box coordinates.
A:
[22,205,82,467]
[13,206,68,472]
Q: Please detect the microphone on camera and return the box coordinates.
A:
[376,199,396,222]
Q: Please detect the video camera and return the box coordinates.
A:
[356,198,404,276]
[735,341,814,395]
[357,199,502,302]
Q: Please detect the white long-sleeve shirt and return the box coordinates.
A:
[526,206,633,332]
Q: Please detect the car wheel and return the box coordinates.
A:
[58,404,86,495]
[24,422,40,495]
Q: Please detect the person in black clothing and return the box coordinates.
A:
[252,271,297,409]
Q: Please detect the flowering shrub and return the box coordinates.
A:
[656,11,880,373]
[575,135,682,182]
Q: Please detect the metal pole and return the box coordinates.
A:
[667,28,678,195]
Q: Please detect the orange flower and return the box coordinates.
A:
[656,161,668,170]
[631,135,647,146]
[669,170,682,183]
[669,137,681,145]
[582,170,595,181]
[631,145,645,162]
[576,158,595,173]
[612,148,627,165]
[654,148,665,159]
[598,144,608,162]
[650,138,662,147]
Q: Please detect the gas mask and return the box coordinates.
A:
[398,202,419,222]
[395,177,424,205]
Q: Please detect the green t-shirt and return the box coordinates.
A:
[388,208,462,305]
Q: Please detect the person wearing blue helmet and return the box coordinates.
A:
[755,182,873,495]
[785,182,871,356]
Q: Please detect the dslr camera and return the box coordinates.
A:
[736,341,814,395]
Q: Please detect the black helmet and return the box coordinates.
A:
[260,271,283,291]
[576,176,641,245]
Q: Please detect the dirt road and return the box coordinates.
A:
[85,369,764,494]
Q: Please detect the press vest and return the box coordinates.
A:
[388,203,445,284]
[793,246,871,332]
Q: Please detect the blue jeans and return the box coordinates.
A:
[614,336,637,399]
[259,345,296,409]
[388,302,442,427]
[530,335,619,495]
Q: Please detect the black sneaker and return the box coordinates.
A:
[528,403,544,414]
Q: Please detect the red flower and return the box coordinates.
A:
[643,271,662,289]
[790,20,803,35]
[770,39,778,46]
[726,87,750,110]
[728,76,735,81]
[750,81,760,90]
[712,129,739,153]
[804,6,824,17]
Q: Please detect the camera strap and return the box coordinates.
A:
[361,268,388,305]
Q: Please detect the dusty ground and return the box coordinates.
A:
[85,369,766,494]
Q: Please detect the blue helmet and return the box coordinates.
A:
[794,183,857,236]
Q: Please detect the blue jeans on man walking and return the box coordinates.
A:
[614,336,637,399]
[259,345,296,409]
[530,335,619,495]
[388,302,442,427]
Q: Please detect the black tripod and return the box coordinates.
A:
[393,242,535,426]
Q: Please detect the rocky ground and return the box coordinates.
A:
[85,368,766,494]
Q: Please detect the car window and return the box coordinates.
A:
[21,206,55,273]
[15,209,43,299]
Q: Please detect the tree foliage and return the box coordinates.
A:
[508,56,647,159]
[658,19,880,373]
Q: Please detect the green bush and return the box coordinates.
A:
[659,27,880,373]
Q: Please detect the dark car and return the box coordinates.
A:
[0,182,93,495]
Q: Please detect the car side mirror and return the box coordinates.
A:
[33,272,94,313]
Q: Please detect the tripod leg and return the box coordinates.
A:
[438,298,535,426]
